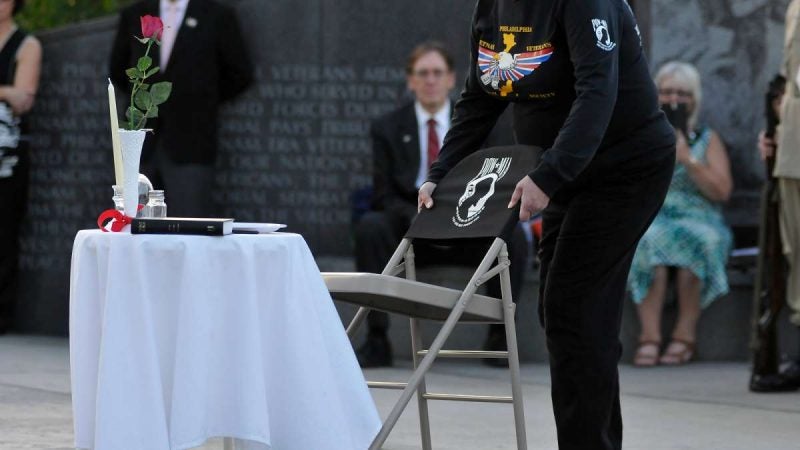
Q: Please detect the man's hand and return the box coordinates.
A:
[758,130,776,161]
[418,181,437,212]
[508,176,549,221]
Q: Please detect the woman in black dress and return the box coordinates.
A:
[0,0,42,334]
[419,1,675,448]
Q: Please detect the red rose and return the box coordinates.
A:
[140,15,163,41]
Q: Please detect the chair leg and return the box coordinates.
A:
[370,302,468,450]
[369,239,505,449]
[346,306,370,339]
[499,245,528,450]
[410,317,433,450]
[406,245,433,448]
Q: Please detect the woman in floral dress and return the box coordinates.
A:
[629,61,733,366]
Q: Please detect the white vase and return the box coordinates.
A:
[118,129,147,218]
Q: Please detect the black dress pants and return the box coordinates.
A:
[538,143,674,450]
[0,147,29,331]
[354,202,528,333]
[140,141,217,218]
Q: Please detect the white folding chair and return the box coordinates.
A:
[324,145,539,449]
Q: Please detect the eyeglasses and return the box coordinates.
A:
[412,68,449,79]
[658,88,693,99]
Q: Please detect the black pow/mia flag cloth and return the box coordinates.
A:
[406,145,539,243]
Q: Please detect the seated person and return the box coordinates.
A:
[627,61,733,366]
[354,41,527,368]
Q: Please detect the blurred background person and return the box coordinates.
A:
[0,0,41,334]
[751,74,798,392]
[629,61,733,366]
[353,41,526,368]
[109,0,253,217]
[755,0,800,389]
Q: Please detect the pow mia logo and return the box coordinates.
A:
[592,19,616,51]
[452,157,512,227]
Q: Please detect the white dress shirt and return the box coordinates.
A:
[159,0,190,69]
[414,100,451,188]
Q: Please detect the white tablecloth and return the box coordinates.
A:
[70,230,380,450]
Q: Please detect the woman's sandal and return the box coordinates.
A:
[659,339,695,365]
[633,341,661,367]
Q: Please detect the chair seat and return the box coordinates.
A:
[323,272,504,322]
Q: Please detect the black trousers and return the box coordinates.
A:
[354,202,528,333]
[140,140,217,218]
[0,147,29,331]
[538,143,674,450]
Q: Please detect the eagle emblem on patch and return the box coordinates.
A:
[477,45,554,91]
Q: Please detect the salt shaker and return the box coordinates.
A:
[145,190,167,218]
[112,185,124,212]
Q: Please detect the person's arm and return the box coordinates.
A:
[527,0,621,198]
[0,36,41,115]
[216,5,254,103]
[682,130,732,202]
[425,5,508,185]
[109,9,133,94]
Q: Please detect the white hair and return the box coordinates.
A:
[655,61,702,129]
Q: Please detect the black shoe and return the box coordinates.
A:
[749,373,800,393]
[356,333,393,368]
[482,327,509,368]
[780,361,800,389]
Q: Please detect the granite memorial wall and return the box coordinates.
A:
[16,0,781,333]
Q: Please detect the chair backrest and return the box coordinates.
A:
[405,145,541,243]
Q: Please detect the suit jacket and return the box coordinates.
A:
[370,102,422,217]
[370,102,515,216]
[109,0,253,165]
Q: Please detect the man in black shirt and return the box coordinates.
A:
[419,1,675,449]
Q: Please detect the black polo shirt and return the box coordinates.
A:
[428,0,675,198]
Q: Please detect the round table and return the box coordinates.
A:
[70,230,379,450]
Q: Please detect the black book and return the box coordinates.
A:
[131,217,234,236]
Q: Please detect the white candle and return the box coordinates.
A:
[107,79,124,186]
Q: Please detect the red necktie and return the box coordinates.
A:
[427,118,440,168]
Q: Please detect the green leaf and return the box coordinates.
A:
[136,36,149,44]
[134,90,152,110]
[125,68,138,79]
[126,106,145,128]
[150,82,172,105]
[137,56,152,72]
[146,106,159,118]
[145,67,160,78]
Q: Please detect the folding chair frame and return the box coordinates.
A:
[345,237,527,450]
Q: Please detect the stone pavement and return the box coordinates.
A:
[1,335,798,450]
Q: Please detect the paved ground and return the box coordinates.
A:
[1,334,799,449]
